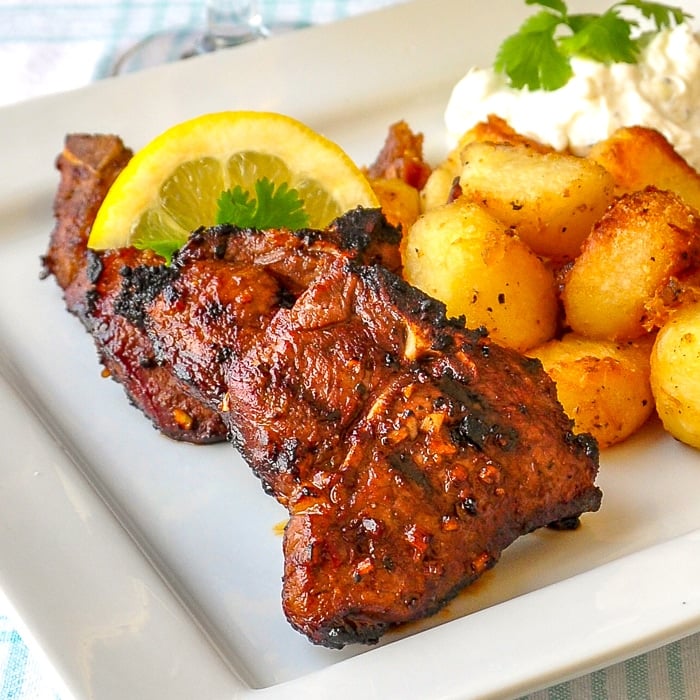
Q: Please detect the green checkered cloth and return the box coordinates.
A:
[520,637,700,700]
[0,0,403,105]
[0,611,61,700]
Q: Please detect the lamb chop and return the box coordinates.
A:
[42,134,404,443]
[44,133,601,649]
[119,219,602,648]
[42,133,228,443]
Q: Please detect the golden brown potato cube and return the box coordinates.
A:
[529,333,655,449]
[458,141,615,261]
[459,114,553,152]
[403,198,558,352]
[562,187,700,341]
[588,126,700,211]
[421,115,553,212]
[365,120,432,190]
[650,300,700,450]
[371,177,422,232]
[421,151,462,213]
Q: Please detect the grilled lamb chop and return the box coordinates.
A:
[42,134,403,443]
[42,134,228,442]
[44,133,601,649]
[119,220,602,648]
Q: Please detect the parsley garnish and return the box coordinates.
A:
[494,1,691,91]
[133,178,310,264]
[216,177,310,230]
[145,234,190,263]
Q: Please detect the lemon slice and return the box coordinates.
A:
[88,111,379,254]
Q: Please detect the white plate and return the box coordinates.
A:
[1,1,700,698]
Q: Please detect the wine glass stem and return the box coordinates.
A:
[205,0,265,47]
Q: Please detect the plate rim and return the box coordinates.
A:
[1,1,699,698]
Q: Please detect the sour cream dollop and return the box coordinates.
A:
[444,23,700,170]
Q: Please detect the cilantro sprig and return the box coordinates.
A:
[494,1,692,91]
[146,178,309,264]
[216,177,310,230]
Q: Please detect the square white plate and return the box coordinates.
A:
[1,1,699,698]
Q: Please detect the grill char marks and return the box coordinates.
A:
[45,134,602,649]
[42,134,228,443]
[136,219,602,649]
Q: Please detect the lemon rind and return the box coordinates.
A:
[88,111,379,251]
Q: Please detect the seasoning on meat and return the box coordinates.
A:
[131,222,600,647]
[42,134,228,443]
[43,133,602,648]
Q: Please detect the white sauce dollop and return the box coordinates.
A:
[444,23,700,170]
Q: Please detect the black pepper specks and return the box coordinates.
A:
[457,496,478,517]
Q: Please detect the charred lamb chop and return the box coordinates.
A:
[42,134,403,443]
[44,133,602,649]
[117,209,602,648]
[42,134,228,443]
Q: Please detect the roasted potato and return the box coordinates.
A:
[402,115,700,450]
[370,177,422,232]
[458,141,615,261]
[529,333,655,449]
[650,300,700,449]
[403,198,558,352]
[365,120,432,191]
[420,146,462,214]
[562,187,700,340]
[458,114,553,151]
[421,115,553,212]
[588,126,700,211]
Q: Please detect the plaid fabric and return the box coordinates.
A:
[520,634,700,700]
[1,1,700,698]
[0,0,405,105]
[0,614,61,700]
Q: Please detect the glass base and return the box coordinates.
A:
[111,21,309,75]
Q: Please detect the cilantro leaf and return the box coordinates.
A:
[216,177,310,230]
[495,11,572,90]
[494,10,572,90]
[216,185,256,226]
[624,0,689,28]
[559,10,639,64]
[495,0,692,91]
[136,178,310,265]
[145,235,189,262]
